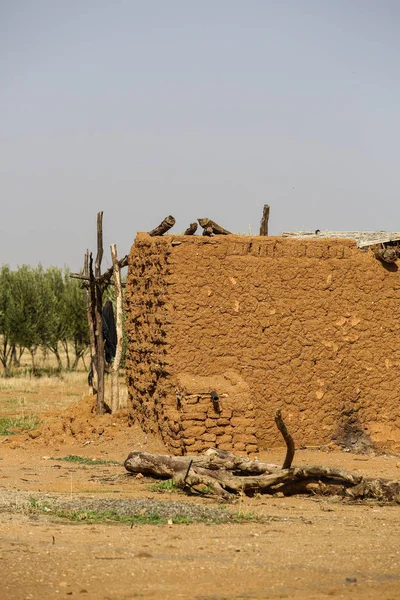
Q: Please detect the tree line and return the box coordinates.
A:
[0,265,89,375]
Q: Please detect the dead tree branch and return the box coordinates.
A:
[149,215,176,236]
[184,223,198,235]
[124,448,365,501]
[274,408,295,468]
[124,411,399,503]
[197,218,232,235]
[70,255,129,287]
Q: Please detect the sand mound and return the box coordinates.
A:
[31,395,136,445]
[2,395,140,449]
[1,395,167,454]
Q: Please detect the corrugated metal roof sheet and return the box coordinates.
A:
[281,231,400,248]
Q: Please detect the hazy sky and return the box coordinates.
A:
[1,0,400,271]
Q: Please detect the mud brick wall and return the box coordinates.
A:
[125,233,400,455]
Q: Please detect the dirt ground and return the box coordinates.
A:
[0,376,399,600]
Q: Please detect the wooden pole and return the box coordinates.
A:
[259,205,270,236]
[89,252,98,386]
[84,250,97,394]
[95,211,105,415]
[110,243,123,413]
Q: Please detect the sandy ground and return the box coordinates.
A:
[0,380,399,600]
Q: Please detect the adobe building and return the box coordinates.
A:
[125,232,400,455]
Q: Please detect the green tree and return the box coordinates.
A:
[41,267,68,370]
[7,265,47,370]
[63,273,90,370]
[1,264,91,375]
[0,265,13,374]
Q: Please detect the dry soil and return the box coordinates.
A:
[0,385,399,600]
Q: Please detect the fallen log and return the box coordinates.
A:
[124,411,400,503]
[125,447,282,478]
[197,218,232,235]
[124,449,364,501]
[149,215,176,236]
[346,478,400,502]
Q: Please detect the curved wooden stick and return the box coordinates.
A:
[274,409,295,469]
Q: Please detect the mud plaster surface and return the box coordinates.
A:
[125,234,400,455]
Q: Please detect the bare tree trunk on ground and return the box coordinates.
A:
[124,448,364,502]
[124,411,400,503]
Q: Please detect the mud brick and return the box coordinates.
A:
[245,426,257,435]
[184,396,201,405]
[184,442,206,453]
[245,444,259,453]
[181,425,206,437]
[236,435,258,445]
[216,434,232,444]
[230,424,248,434]
[182,437,196,446]
[181,407,207,420]
[217,418,231,426]
[169,421,181,434]
[216,442,234,451]
[233,442,246,452]
[230,417,254,428]
[201,433,217,442]
[168,439,183,449]
[206,412,220,420]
